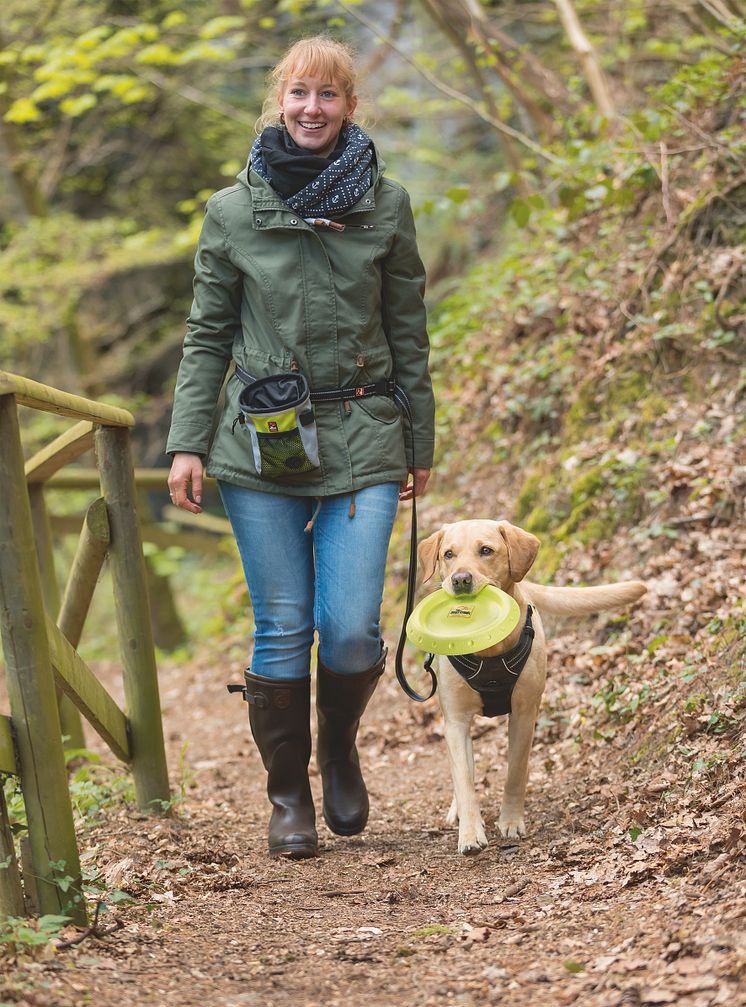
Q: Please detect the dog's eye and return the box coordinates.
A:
[443,549,454,560]
[479,546,494,556]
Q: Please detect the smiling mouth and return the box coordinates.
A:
[299,122,326,130]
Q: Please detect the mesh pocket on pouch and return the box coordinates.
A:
[256,428,318,479]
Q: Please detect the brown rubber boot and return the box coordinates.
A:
[244,671,318,859]
[316,648,386,836]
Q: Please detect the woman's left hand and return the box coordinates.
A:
[399,468,431,501]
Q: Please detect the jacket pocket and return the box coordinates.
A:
[345,392,405,476]
[356,394,401,425]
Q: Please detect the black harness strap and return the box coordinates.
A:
[444,605,535,717]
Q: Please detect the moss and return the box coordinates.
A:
[553,499,597,540]
[516,472,547,521]
[413,925,452,937]
[531,540,565,579]
[563,369,669,445]
[629,725,681,766]
[576,514,617,544]
[524,505,553,534]
[570,466,606,508]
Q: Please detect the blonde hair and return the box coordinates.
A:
[256,36,358,133]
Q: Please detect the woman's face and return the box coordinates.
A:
[278,72,357,158]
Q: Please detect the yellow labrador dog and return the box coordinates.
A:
[418,519,646,855]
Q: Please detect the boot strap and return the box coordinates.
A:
[226,683,268,707]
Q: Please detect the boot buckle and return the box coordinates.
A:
[226,682,269,707]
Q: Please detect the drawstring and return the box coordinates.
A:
[303,492,356,533]
[304,497,322,534]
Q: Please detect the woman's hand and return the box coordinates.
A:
[168,453,204,514]
[399,468,430,501]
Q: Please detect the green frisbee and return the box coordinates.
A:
[406,584,521,656]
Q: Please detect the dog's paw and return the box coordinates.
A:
[498,815,526,839]
[458,820,488,856]
[446,797,458,826]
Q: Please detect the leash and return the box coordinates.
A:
[392,394,437,704]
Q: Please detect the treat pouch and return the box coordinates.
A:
[236,373,320,481]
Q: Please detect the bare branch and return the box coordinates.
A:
[698,0,742,26]
[135,69,255,127]
[336,0,563,166]
[554,0,616,119]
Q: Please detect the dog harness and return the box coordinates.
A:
[430,606,535,717]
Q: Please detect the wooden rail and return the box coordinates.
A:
[0,371,171,924]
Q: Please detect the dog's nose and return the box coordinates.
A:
[451,571,473,595]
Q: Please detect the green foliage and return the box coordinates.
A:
[593,675,651,723]
[0,914,69,951]
[66,754,136,821]
[2,747,136,850]
[0,212,180,365]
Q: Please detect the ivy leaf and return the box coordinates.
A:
[445,185,470,205]
[509,198,531,227]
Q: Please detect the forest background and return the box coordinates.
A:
[0,1,745,1004]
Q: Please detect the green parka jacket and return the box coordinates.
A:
[166,152,436,496]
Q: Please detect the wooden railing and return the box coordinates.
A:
[43,468,231,653]
[0,371,170,925]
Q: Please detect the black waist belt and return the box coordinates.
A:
[444,606,535,717]
[234,363,396,405]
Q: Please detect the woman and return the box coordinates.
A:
[167,36,435,859]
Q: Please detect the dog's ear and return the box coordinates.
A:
[498,522,540,582]
[418,529,444,583]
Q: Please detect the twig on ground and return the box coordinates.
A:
[54,901,124,951]
[660,141,674,226]
[501,878,530,900]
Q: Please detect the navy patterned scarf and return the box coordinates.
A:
[250,124,374,218]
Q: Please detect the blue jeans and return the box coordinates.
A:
[218,481,400,680]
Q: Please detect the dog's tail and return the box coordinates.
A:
[522,580,647,616]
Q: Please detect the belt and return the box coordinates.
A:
[233,363,396,404]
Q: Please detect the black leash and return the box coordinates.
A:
[392,394,437,704]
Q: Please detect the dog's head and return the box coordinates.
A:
[418,519,540,596]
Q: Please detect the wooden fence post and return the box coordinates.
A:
[0,395,85,925]
[28,484,87,751]
[95,426,170,810]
